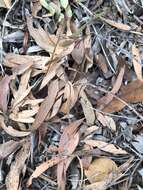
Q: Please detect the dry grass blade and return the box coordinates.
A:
[84,140,127,154]
[32,79,59,131]
[132,44,142,81]
[6,138,30,190]
[27,156,64,186]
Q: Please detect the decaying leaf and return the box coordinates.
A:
[32,79,59,130]
[27,156,64,186]
[85,158,118,183]
[0,140,20,159]
[6,138,30,190]
[132,44,142,81]
[84,139,127,154]
[103,80,143,113]
[80,89,95,125]
[101,17,131,31]
[0,75,13,112]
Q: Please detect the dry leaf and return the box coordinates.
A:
[80,90,95,125]
[60,82,76,114]
[12,69,32,108]
[96,113,116,131]
[4,53,50,70]
[97,64,125,109]
[6,138,30,190]
[101,17,131,31]
[132,44,142,81]
[85,158,118,183]
[27,15,74,57]
[0,0,11,8]
[103,80,143,113]
[57,119,83,190]
[84,140,127,154]
[50,96,62,118]
[72,40,84,64]
[27,156,64,186]
[0,75,13,112]
[32,79,59,131]
[0,140,20,159]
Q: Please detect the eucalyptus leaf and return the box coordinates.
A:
[60,0,69,9]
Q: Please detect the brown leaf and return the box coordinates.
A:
[103,80,143,113]
[27,15,74,57]
[60,82,76,114]
[4,53,50,70]
[85,158,118,183]
[57,119,84,190]
[72,40,84,64]
[132,44,142,81]
[80,90,95,125]
[32,79,59,131]
[0,115,30,137]
[0,75,13,112]
[101,17,131,31]
[27,156,64,186]
[6,138,30,190]
[97,64,125,108]
[84,140,127,154]
[0,140,20,159]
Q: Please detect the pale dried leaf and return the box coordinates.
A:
[0,140,20,159]
[72,40,84,64]
[27,156,64,186]
[4,53,50,70]
[6,139,30,190]
[84,140,127,154]
[0,115,30,137]
[101,17,131,31]
[0,75,13,112]
[132,44,142,81]
[32,79,59,130]
[80,90,95,125]
[3,0,11,8]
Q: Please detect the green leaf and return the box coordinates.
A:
[60,0,69,9]
[66,5,72,18]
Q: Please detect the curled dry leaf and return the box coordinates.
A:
[101,17,131,31]
[103,79,143,113]
[80,89,95,125]
[132,44,142,81]
[6,138,30,190]
[84,139,127,154]
[32,79,59,131]
[0,140,20,159]
[0,75,13,112]
[27,156,64,186]
[85,158,118,183]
